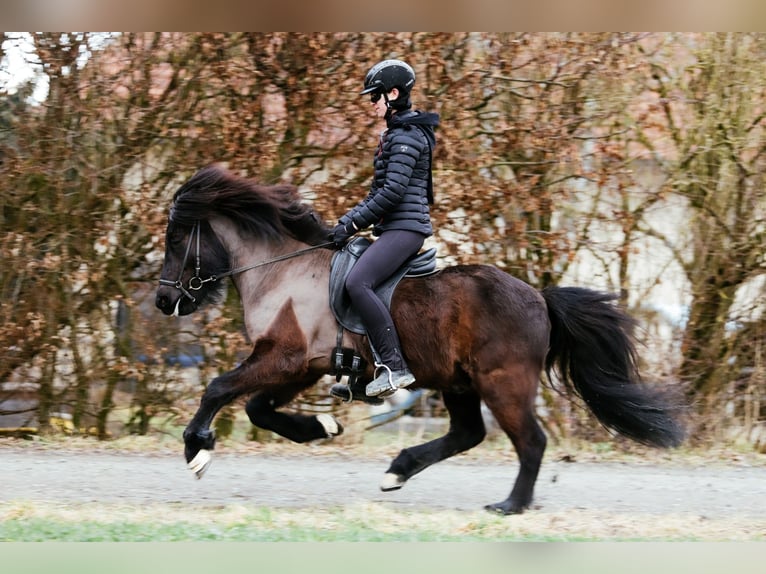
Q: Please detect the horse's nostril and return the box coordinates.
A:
[156,294,169,310]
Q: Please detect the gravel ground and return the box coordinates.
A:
[2,439,765,540]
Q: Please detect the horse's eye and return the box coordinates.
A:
[167,228,186,247]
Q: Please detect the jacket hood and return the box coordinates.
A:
[388,110,440,148]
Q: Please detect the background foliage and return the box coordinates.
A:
[1,33,764,446]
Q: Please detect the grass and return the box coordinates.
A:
[0,501,585,542]
[3,495,762,542]
[1,517,562,542]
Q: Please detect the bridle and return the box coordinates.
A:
[158,221,206,304]
[158,220,332,305]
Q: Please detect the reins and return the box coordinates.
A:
[158,219,333,303]
[215,242,334,280]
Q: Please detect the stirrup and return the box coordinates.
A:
[366,365,415,398]
[366,364,397,398]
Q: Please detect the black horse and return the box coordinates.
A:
[155,164,684,514]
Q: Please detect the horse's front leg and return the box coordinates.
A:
[245,385,343,444]
[183,298,343,477]
[183,366,248,478]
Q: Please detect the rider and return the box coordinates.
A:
[330,59,440,399]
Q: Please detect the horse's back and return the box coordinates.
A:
[397,263,547,324]
[392,263,550,380]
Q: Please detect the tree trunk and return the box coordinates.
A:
[679,267,738,413]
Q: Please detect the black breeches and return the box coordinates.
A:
[345,230,425,368]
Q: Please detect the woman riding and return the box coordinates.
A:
[330,58,440,399]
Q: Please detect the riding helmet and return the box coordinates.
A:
[360,59,416,96]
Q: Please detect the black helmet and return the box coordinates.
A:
[360,59,416,96]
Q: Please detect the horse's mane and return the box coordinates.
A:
[170,164,332,246]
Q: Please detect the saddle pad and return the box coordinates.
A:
[329,237,437,335]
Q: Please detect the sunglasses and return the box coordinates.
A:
[370,91,383,103]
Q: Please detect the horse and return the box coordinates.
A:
[155,164,684,515]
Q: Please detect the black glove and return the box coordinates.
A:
[331,222,353,248]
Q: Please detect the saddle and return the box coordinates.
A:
[327,236,437,392]
[329,236,438,335]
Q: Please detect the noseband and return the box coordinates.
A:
[158,220,332,304]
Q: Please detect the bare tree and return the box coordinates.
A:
[3,32,764,443]
[630,33,766,425]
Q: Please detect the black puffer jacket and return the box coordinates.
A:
[340,110,440,237]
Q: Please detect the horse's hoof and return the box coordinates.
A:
[484,502,524,515]
[316,413,344,438]
[380,472,406,491]
[188,449,212,479]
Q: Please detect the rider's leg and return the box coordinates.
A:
[363,322,415,396]
[342,230,425,398]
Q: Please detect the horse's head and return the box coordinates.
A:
[155,218,229,316]
[156,163,333,316]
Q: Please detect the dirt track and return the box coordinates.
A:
[2,443,765,525]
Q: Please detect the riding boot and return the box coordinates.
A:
[365,365,415,398]
[329,380,384,405]
[364,325,415,398]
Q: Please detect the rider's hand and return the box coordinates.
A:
[331,222,353,248]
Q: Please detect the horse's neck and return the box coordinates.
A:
[211,219,334,343]
[239,247,334,347]
[210,217,283,283]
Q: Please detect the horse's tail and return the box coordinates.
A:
[541,286,684,448]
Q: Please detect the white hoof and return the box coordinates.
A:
[188,449,212,479]
[380,472,405,492]
[316,413,341,438]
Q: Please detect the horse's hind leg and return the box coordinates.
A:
[479,367,547,515]
[245,386,344,443]
[380,389,486,490]
[485,409,546,514]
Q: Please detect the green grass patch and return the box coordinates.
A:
[0,501,595,542]
[3,499,736,542]
[0,517,578,542]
